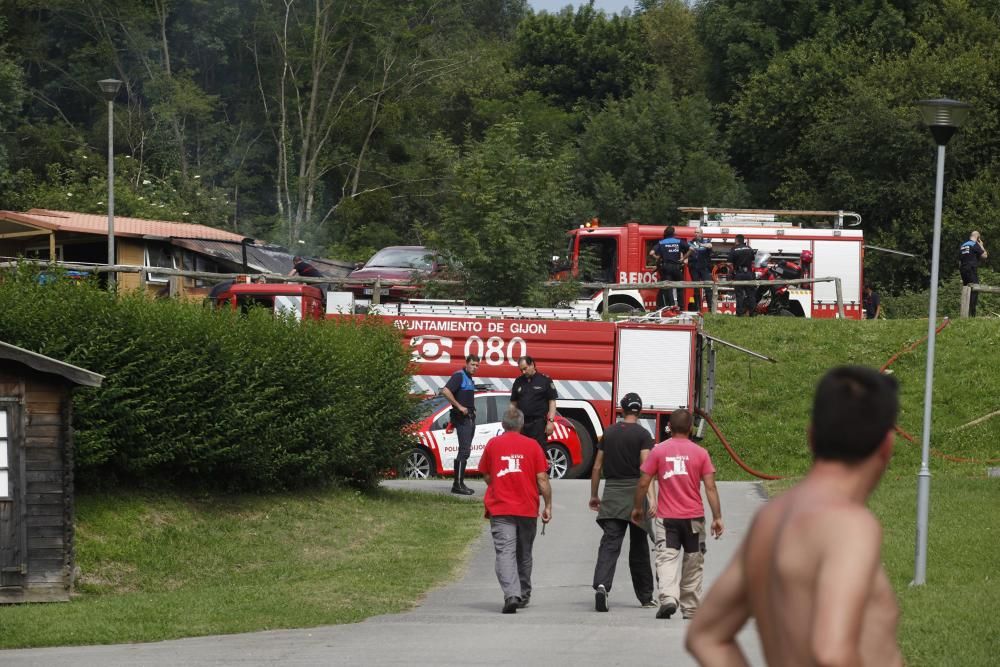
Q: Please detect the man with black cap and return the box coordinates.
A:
[728,234,756,316]
[588,391,655,612]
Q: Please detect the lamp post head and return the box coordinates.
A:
[98,78,123,102]
[916,98,971,146]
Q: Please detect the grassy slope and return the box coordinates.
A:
[0,489,483,649]
[702,315,1000,481]
[714,316,1000,666]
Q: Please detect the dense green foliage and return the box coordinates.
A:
[0,269,415,490]
[1,0,999,298]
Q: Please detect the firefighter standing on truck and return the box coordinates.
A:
[441,354,480,495]
[510,355,558,451]
[687,229,713,312]
[728,234,756,316]
[650,226,689,309]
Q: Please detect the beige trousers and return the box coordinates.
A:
[652,518,706,617]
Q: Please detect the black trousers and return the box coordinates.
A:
[689,265,712,311]
[658,265,683,308]
[454,417,474,463]
[734,270,756,316]
[593,518,654,603]
[961,265,980,316]
[521,417,547,450]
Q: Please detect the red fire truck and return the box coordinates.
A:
[212,286,758,476]
[562,207,865,319]
[367,303,710,473]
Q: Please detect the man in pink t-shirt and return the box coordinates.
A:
[479,406,553,614]
[632,409,723,621]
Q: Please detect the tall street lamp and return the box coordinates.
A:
[913,98,971,586]
[98,78,123,289]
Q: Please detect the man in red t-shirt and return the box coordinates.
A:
[632,409,723,621]
[479,406,553,614]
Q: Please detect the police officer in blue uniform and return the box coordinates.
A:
[687,229,714,312]
[650,226,689,309]
[728,234,756,316]
[959,231,988,317]
[441,354,480,495]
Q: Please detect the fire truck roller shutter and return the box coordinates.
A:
[614,328,693,411]
[812,240,861,307]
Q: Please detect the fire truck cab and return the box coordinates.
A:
[562,208,865,319]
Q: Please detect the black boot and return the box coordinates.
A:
[452,460,474,495]
[459,460,474,494]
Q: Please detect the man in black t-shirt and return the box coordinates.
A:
[588,392,655,612]
[288,256,323,278]
[510,356,558,451]
[441,354,480,495]
[727,235,756,317]
[863,285,881,320]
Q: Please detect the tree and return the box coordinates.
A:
[251,0,467,248]
[0,16,26,192]
[576,76,747,225]
[513,4,653,110]
[426,120,584,306]
[640,0,708,97]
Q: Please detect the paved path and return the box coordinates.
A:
[1,481,767,666]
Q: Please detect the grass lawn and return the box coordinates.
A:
[766,476,1000,667]
[873,477,1000,667]
[0,487,483,649]
[1,316,995,660]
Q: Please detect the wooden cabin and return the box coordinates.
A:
[0,341,103,603]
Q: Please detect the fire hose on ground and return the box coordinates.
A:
[694,316,998,478]
[695,408,784,480]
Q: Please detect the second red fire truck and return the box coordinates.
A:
[561,207,865,319]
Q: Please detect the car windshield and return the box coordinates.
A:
[365,248,434,270]
[418,395,449,418]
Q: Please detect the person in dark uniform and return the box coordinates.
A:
[959,231,988,317]
[589,392,655,613]
[441,354,480,495]
[288,255,323,278]
[727,234,756,317]
[687,229,713,312]
[649,226,689,309]
[510,356,558,451]
[863,284,881,320]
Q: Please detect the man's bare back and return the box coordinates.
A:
[686,366,904,667]
[743,482,902,666]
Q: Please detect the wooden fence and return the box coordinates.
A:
[960,284,1000,318]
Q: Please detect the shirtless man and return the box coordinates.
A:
[686,366,904,667]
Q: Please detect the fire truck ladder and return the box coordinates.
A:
[373,303,703,325]
[678,207,862,229]
[370,303,603,320]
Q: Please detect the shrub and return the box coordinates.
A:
[0,266,416,491]
[883,268,997,319]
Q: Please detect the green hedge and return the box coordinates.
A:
[0,268,416,491]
